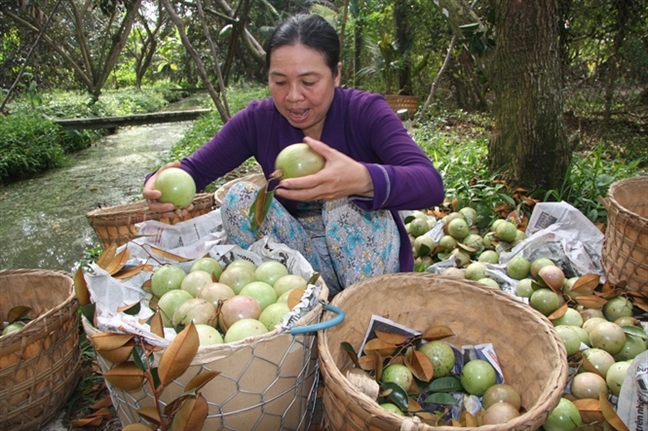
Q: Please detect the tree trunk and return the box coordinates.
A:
[489,0,569,191]
[394,0,413,94]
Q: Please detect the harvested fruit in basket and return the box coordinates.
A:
[154,167,196,208]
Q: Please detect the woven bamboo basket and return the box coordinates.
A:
[0,269,81,431]
[318,273,568,431]
[384,95,419,114]
[86,192,215,250]
[215,173,267,206]
[600,175,648,292]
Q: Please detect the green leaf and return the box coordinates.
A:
[423,392,460,406]
[248,184,274,231]
[132,345,153,371]
[425,376,463,393]
[341,341,360,367]
[380,382,410,411]
[622,326,647,340]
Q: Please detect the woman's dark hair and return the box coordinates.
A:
[264,14,340,76]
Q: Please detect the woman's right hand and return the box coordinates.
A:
[143,161,193,215]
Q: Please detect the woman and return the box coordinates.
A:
[144,13,444,295]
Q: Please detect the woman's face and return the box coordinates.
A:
[268,43,340,140]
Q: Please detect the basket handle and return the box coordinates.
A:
[290,303,345,335]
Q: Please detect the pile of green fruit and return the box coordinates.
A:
[147,256,309,345]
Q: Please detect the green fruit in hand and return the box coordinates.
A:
[154,167,196,208]
[275,143,325,179]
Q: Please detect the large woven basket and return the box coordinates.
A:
[384,95,419,114]
[0,269,81,431]
[601,175,648,292]
[83,276,329,430]
[215,173,267,206]
[86,192,215,250]
[318,273,568,431]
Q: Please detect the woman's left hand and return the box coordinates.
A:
[274,137,374,201]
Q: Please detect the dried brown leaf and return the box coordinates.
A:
[572,398,601,412]
[374,350,384,382]
[575,295,608,309]
[158,321,199,386]
[103,248,130,275]
[91,332,135,351]
[103,362,146,391]
[97,243,118,269]
[374,330,410,345]
[150,246,190,262]
[136,407,162,424]
[171,394,208,431]
[600,393,629,431]
[7,306,32,324]
[149,311,164,338]
[113,264,152,280]
[96,341,135,364]
[287,288,305,310]
[122,424,155,431]
[357,355,375,372]
[571,274,600,293]
[405,349,434,382]
[422,326,454,340]
[548,303,569,321]
[74,266,91,306]
[363,338,398,357]
[460,411,478,427]
[90,395,114,410]
[70,415,104,428]
[185,371,220,392]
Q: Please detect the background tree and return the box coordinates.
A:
[4,0,142,99]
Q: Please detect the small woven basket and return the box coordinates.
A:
[0,269,81,431]
[384,95,419,114]
[215,173,267,206]
[86,192,215,250]
[318,273,568,431]
[600,175,648,292]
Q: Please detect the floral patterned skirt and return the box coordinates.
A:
[221,180,400,296]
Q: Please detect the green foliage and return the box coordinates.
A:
[0,114,67,183]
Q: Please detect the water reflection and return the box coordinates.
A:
[0,122,192,272]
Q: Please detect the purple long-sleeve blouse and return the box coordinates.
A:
[178,86,444,271]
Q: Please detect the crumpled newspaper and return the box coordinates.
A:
[84,208,322,347]
[617,350,648,430]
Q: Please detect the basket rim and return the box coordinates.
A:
[604,175,648,224]
[318,273,568,431]
[0,269,76,344]
[86,192,214,220]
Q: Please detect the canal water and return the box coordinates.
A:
[0,122,192,273]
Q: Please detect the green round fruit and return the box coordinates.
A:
[515,278,535,298]
[465,261,487,281]
[478,250,500,264]
[603,296,634,322]
[151,264,186,298]
[460,359,497,396]
[154,167,196,208]
[224,318,268,343]
[189,257,223,281]
[409,218,430,238]
[447,218,470,240]
[530,257,555,279]
[275,143,325,179]
[418,340,456,378]
[195,324,224,346]
[544,397,582,430]
[2,321,26,335]
[506,256,531,280]
[495,221,517,243]
[555,325,582,356]
[254,260,289,287]
[529,288,561,316]
[381,364,414,392]
[379,403,404,416]
[478,277,500,289]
